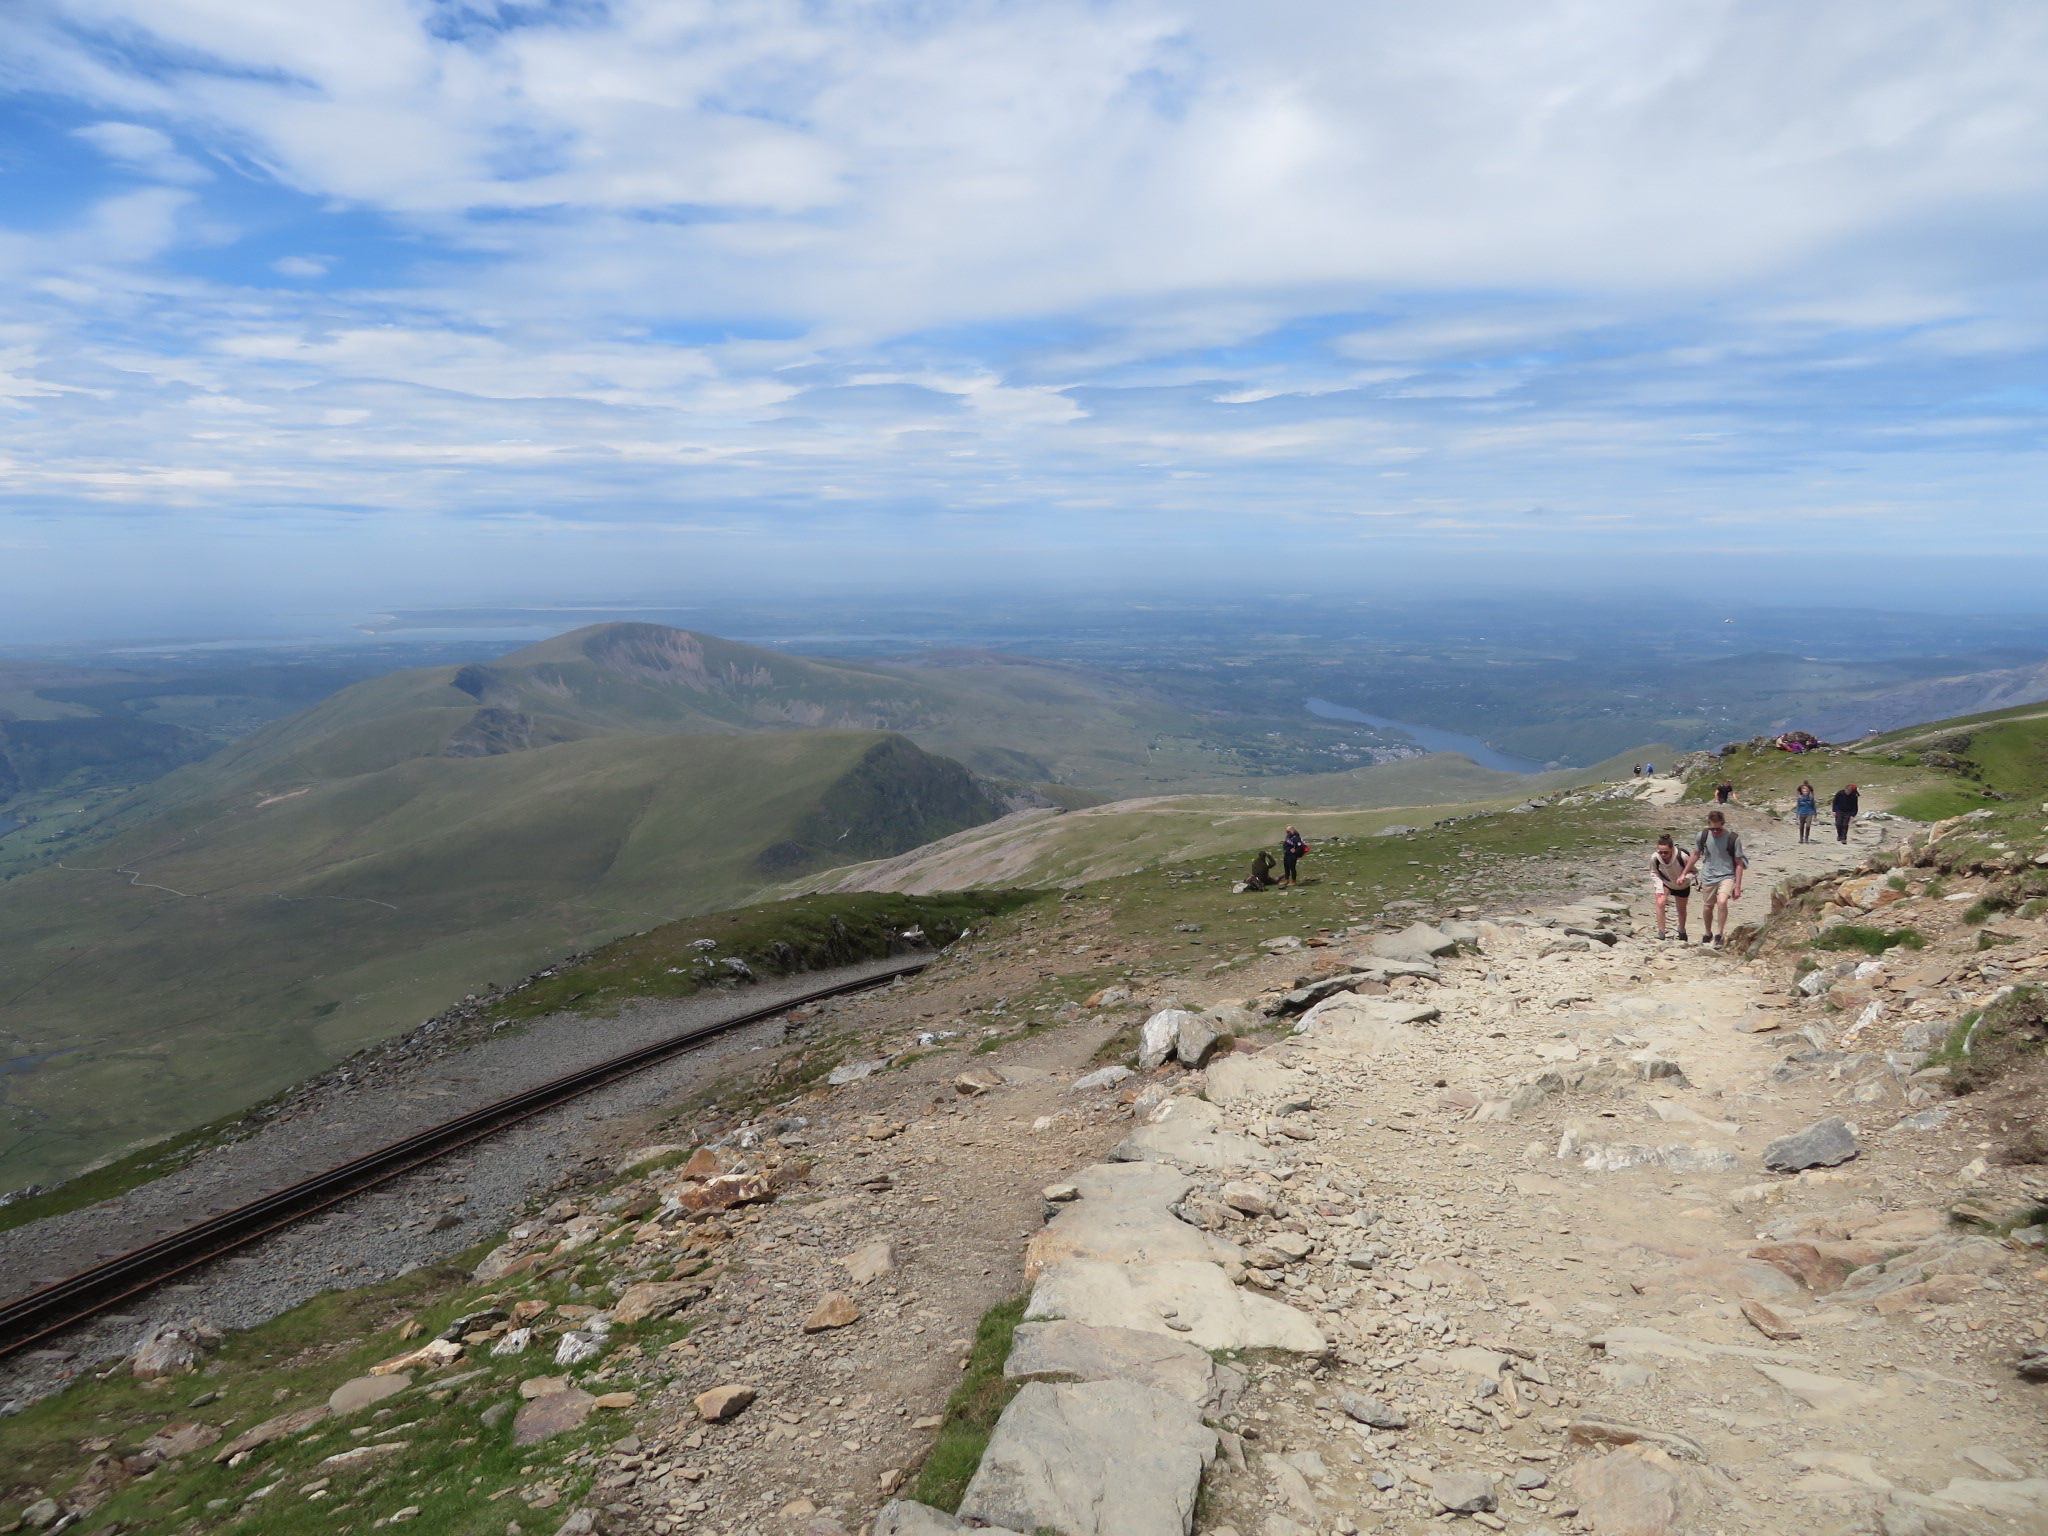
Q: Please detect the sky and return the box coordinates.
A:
[4,0,2048,634]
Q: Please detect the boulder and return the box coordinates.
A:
[1025,1161,1244,1281]
[1005,1320,1242,1411]
[958,1379,1216,1536]
[329,1373,411,1414]
[693,1384,756,1421]
[1174,1012,1222,1067]
[1370,923,1459,963]
[1762,1117,1860,1172]
[1026,1259,1327,1354]
[1137,1009,1199,1070]
[213,1406,330,1462]
[803,1294,862,1332]
[1072,1065,1134,1092]
[835,1240,897,1287]
[612,1280,705,1325]
[1294,994,1440,1036]
[1431,1469,1497,1513]
[512,1387,597,1446]
[130,1320,210,1380]
[1339,1392,1408,1429]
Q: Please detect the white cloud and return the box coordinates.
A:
[71,121,211,184]
[272,255,329,277]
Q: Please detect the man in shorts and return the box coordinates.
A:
[1683,809,1747,948]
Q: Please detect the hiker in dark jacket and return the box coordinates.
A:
[1831,784,1859,844]
[1246,850,1277,890]
[1281,826,1308,886]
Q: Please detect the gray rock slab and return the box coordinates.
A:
[1432,1468,1498,1512]
[1005,1320,1242,1412]
[1112,1097,1276,1170]
[1025,1160,1244,1279]
[1295,994,1440,1034]
[958,1379,1216,1536]
[1370,923,1459,962]
[872,1501,1023,1535]
[1205,1054,1303,1104]
[1026,1259,1327,1354]
[1762,1116,1860,1172]
[328,1373,410,1414]
[1138,1009,1200,1070]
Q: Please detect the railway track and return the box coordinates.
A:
[0,958,929,1360]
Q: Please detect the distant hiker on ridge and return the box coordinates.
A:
[1281,825,1308,886]
[1832,783,1859,844]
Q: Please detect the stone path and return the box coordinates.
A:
[881,803,2048,1536]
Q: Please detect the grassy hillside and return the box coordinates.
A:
[0,730,1007,1190]
[772,748,1665,899]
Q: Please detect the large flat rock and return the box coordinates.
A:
[1027,1259,1327,1354]
[1025,1161,1244,1282]
[959,1379,1216,1536]
[1111,1096,1276,1170]
[1295,994,1441,1034]
[1005,1319,1242,1411]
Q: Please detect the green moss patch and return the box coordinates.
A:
[1811,925,1926,956]
[1931,985,2048,1094]
[909,1294,1029,1514]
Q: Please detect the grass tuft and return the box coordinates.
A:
[1930,986,2048,1093]
[1810,925,1926,956]
[909,1294,1029,1514]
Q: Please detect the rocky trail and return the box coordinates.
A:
[5,783,2046,1536]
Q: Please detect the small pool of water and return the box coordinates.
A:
[0,817,22,839]
[1306,698,1550,775]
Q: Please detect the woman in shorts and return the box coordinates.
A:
[1651,833,1693,942]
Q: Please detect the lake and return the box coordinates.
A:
[1305,698,1550,775]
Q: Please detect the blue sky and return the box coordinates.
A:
[4,0,2048,630]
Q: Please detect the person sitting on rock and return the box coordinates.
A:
[1246,850,1277,890]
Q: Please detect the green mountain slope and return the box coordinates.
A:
[0,729,1005,1188]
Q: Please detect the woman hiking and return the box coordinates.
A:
[1651,833,1693,942]
[1281,825,1308,886]
[1794,781,1818,844]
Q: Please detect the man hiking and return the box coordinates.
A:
[1245,850,1278,890]
[1651,832,1693,942]
[1831,783,1859,844]
[1683,809,1747,948]
[1281,825,1308,886]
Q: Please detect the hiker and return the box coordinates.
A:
[1651,832,1693,942]
[1714,779,1734,805]
[1682,809,1747,948]
[1632,763,1643,777]
[1832,783,1859,844]
[1281,825,1308,886]
[1645,761,1655,776]
[1246,850,1277,890]
[1794,781,1818,844]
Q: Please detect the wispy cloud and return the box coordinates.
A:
[2,0,2047,608]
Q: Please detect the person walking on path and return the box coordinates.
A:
[1794,781,1818,844]
[1714,779,1735,805]
[1280,825,1308,886]
[1831,783,1859,844]
[1683,809,1747,948]
[1651,833,1693,942]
